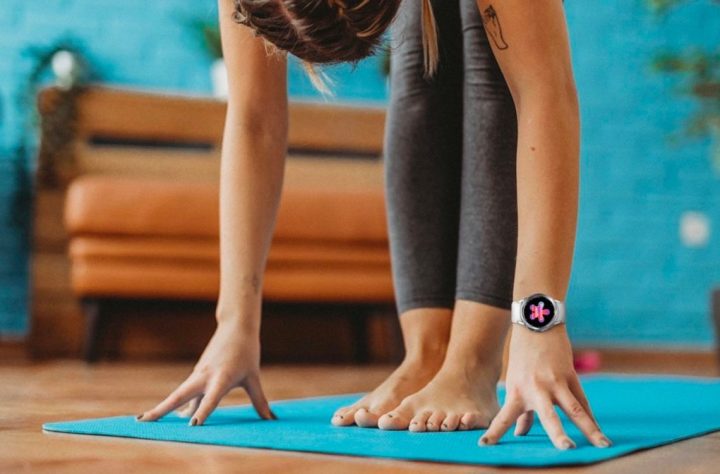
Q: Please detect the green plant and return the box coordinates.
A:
[189,19,223,59]
[23,38,96,188]
[648,1,720,170]
[648,0,719,13]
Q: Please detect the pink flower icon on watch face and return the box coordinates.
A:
[529,301,551,323]
[522,295,556,329]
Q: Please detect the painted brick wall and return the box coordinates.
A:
[0,1,718,348]
[564,0,719,348]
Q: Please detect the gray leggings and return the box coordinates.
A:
[384,0,518,315]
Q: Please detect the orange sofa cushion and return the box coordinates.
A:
[64,174,395,303]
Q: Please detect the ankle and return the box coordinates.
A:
[403,341,448,370]
[441,348,502,377]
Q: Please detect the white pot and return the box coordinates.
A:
[211,58,228,98]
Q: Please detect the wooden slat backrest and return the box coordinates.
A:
[37,86,387,183]
[71,86,386,154]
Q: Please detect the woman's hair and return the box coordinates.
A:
[233,0,440,78]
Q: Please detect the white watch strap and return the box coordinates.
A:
[553,298,566,325]
[511,300,523,325]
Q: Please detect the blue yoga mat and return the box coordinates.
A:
[42,374,720,467]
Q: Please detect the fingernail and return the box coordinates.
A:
[136,414,144,421]
[561,439,575,450]
[478,437,490,446]
[189,417,198,427]
[270,410,279,420]
[598,437,612,448]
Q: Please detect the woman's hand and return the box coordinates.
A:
[479,325,611,449]
[136,318,276,426]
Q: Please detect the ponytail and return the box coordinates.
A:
[421,0,439,77]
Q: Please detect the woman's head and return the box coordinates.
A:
[233,0,400,65]
[233,0,439,75]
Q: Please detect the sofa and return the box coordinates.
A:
[32,86,396,362]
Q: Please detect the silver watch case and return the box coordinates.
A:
[511,293,566,332]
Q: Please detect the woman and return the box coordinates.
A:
[137,0,611,450]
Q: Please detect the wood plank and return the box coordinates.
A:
[39,86,386,154]
[288,101,385,154]
[75,146,221,181]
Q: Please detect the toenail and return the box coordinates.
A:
[136,414,144,420]
[442,424,448,429]
[411,421,417,425]
[387,414,393,418]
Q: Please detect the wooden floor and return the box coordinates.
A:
[1,356,719,473]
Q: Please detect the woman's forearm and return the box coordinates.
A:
[512,91,580,301]
[215,107,288,334]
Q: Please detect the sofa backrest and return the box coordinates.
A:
[36,86,387,187]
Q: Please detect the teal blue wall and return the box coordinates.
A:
[1,1,718,348]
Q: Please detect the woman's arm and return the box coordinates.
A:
[136,0,287,426]
[480,0,579,298]
[215,0,288,332]
[472,0,611,449]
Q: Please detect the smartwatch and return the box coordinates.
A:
[511,293,566,332]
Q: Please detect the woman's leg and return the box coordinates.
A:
[377,0,519,432]
[331,0,465,428]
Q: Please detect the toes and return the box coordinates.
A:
[426,411,446,432]
[378,409,411,431]
[409,411,432,433]
[354,408,382,428]
[441,413,461,432]
[460,412,487,430]
[331,406,360,426]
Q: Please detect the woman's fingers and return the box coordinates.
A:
[139,378,202,421]
[478,395,523,445]
[244,374,277,420]
[514,410,534,436]
[177,395,203,418]
[534,396,575,450]
[555,386,611,448]
[190,378,232,426]
[568,376,597,424]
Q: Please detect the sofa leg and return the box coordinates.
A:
[350,306,370,364]
[82,298,104,363]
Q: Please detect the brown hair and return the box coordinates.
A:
[421,0,438,77]
[233,0,440,82]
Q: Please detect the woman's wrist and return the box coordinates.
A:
[215,302,262,337]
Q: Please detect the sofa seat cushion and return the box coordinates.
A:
[68,237,393,302]
[64,174,394,302]
[64,174,389,242]
[69,236,391,266]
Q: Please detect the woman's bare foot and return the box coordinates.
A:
[377,300,510,432]
[331,307,452,427]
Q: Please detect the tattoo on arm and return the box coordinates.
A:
[482,5,509,50]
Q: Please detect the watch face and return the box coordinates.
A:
[522,294,556,330]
